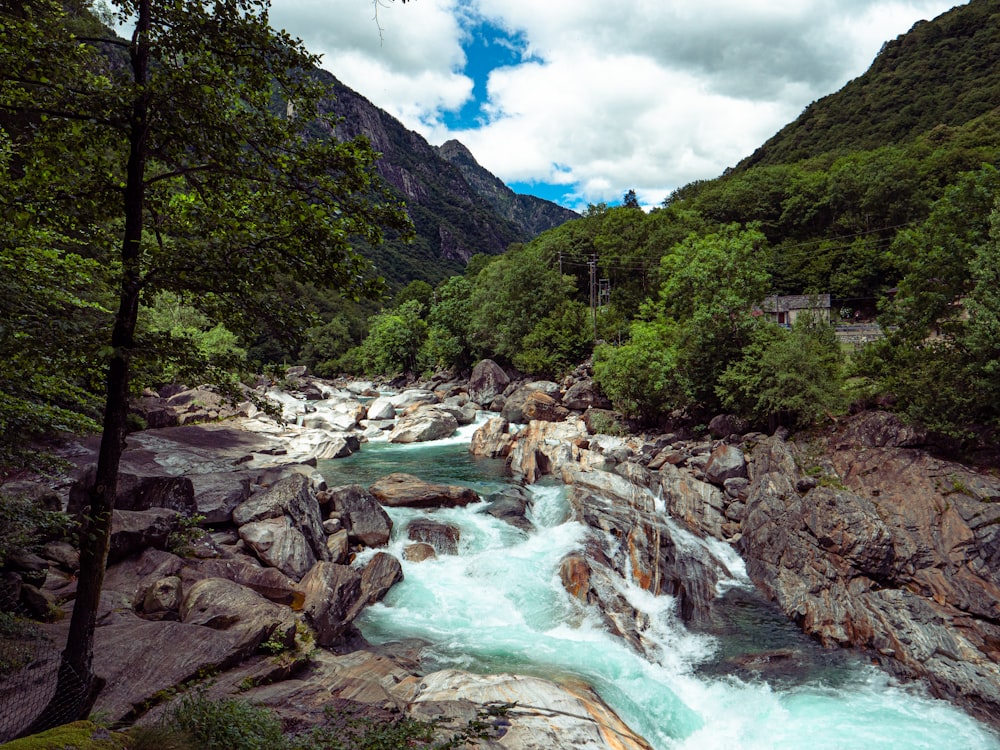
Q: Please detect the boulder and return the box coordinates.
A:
[387,406,458,443]
[521,390,570,423]
[469,416,513,459]
[299,561,363,647]
[408,670,654,750]
[707,413,750,439]
[300,411,359,432]
[69,469,196,517]
[365,396,396,421]
[468,359,510,407]
[180,557,302,607]
[369,473,479,509]
[328,484,394,547]
[561,378,610,411]
[403,543,436,562]
[189,471,252,524]
[232,474,328,563]
[500,381,561,424]
[139,575,183,618]
[108,508,178,564]
[481,485,534,532]
[703,445,748,486]
[354,552,404,610]
[406,519,460,555]
[238,516,316,581]
[181,577,298,652]
[389,389,439,409]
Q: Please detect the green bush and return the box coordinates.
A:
[168,691,288,750]
[0,493,72,568]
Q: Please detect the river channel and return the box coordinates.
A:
[318,417,1000,750]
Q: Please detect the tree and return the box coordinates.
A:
[718,315,844,430]
[656,224,771,407]
[2,0,409,729]
[355,300,427,376]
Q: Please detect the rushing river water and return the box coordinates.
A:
[319,418,1000,750]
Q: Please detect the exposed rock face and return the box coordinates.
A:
[738,428,1000,727]
[703,445,748,486]
[369,473,479,509]
[469,415,513,459]
[233,473,329,565]
[181,577,298,653]
[563,468,744,636]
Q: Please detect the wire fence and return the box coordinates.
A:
[0,602,81,742]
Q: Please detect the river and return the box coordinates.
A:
[319,417,1000,750]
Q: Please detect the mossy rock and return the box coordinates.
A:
[0,721,131,749]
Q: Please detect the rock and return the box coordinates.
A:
[189,471,252,524]
[42,541,80,573]
[388,406,458,443]
[708,413,750,439]
[327,529,349,563]
[521,390,570,423]
[468,359,510,406]
[354,552,404,610]
[406,519,460,555]
[109,508,178,564]
[835,410,927,449]
[369,473,479,509]
[389,389,439,409]
[560,555,592,601]
[481,486,534,531]
[180,557,302,607]
[703,445,748,486]
[300,411,359,432]
[403,543,436,562]
[232,474,328,563]
[469,416,513,459]
[500,381,561,424]
[723,477,750,499]
[181,577,298,653]
[6,550,48,588]
[365,396,396,421]
[299,562,363,647]
[408,670,655,750]
[238,516,316,581]
[328,484,393,547]
[562,378,610,411]
[507,418,589,484]
[139,575,183,618]
[69,469,196,517]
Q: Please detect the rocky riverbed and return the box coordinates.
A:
[2,360,999,746]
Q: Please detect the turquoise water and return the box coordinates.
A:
[318,419,1000,750]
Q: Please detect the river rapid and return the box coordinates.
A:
[319,417,1000,750]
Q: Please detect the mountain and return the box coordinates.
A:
[312,69,578,289]
[739,0,1000,170]
[435,139,579,238]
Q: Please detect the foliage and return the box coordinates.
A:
[0,493,72,568]
[351,300,428,377]
[168,691,288,750]
[467,243,578,364]
[417,275,474,373]
[513,299,593,378]
[593,316,686,422]
[718,316,845,430]
[656,224,771,408]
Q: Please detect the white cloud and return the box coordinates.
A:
[268,0,967,209]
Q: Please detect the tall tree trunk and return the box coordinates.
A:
[22,2,150,735]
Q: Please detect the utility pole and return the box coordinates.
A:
[589,253,597,340]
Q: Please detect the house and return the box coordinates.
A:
[759,294,831,326]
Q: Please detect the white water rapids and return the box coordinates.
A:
[319,418,1000,750]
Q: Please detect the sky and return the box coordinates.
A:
[266,0,966,211]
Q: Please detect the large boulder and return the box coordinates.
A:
[238,516,316,581]
[328,484,393,547]
[469,416,513,459]
[69,469,196,517]
[369,473,479,509]
[468,359,510,407]
[521,390,570,423]
[365,396,396,421]
[352,552,404,612]
[299,561,363,647]
[189,471,252,524]
[387,406,458,443]
[500,381,561,424]
[561,378,611,411]
[233,474,328,563]
[405,519,460,555]
[481,485,534,532]
[703,444,748,486]
[108,508,178,564]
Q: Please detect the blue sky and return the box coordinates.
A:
[268,0,966,212]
